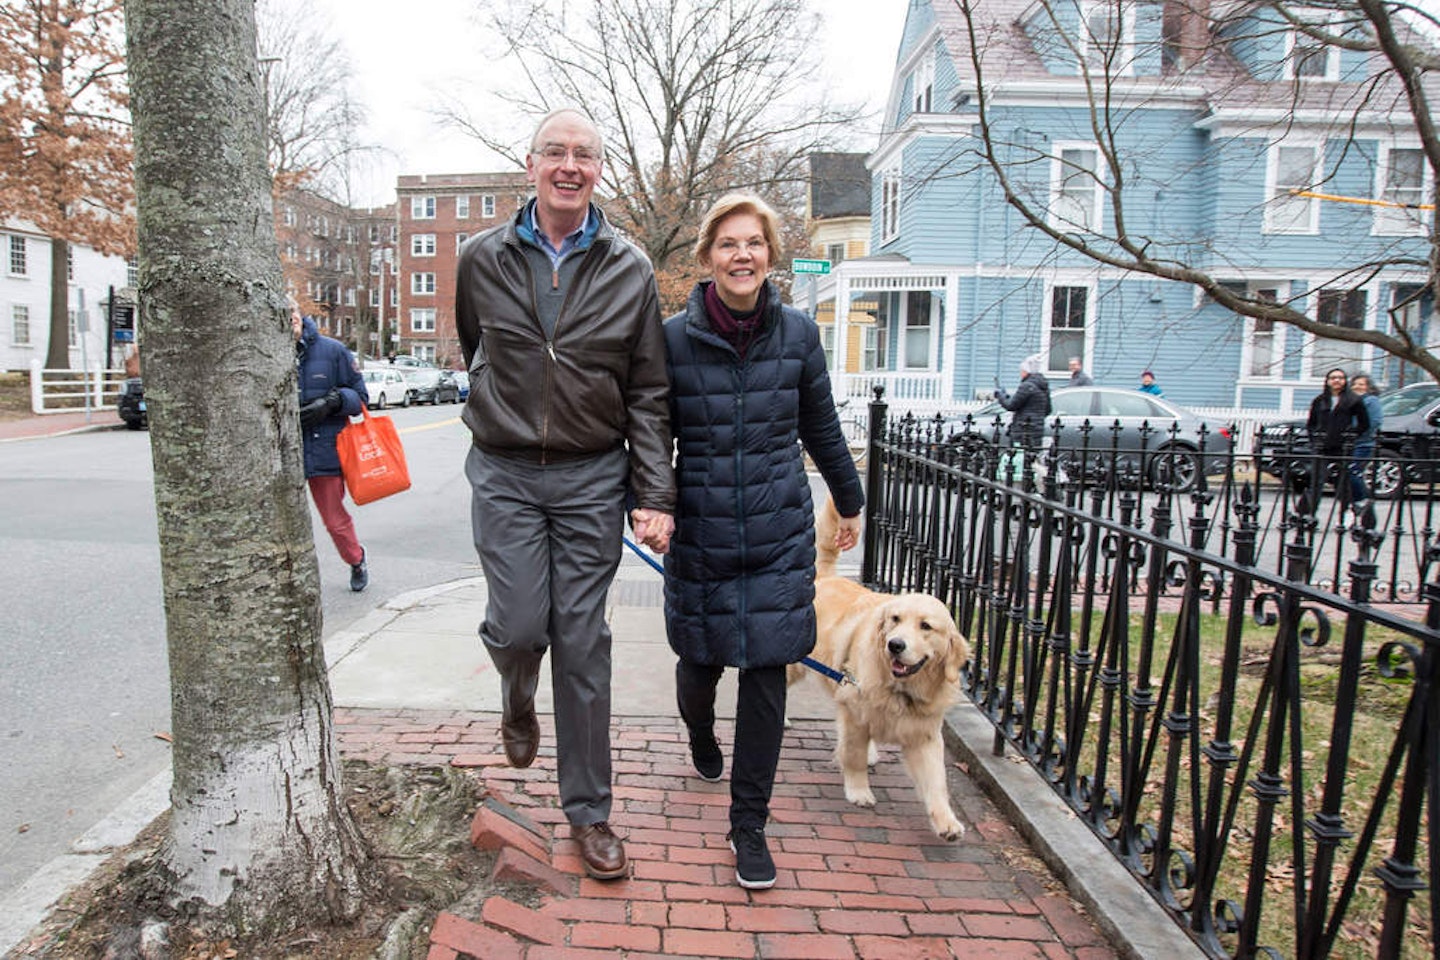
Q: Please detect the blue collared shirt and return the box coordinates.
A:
[519,200,598,267]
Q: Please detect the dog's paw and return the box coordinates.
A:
[844,786,877,808]
[933,812,966,841]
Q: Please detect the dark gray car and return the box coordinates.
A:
[944,385,1235,492]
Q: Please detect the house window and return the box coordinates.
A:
[410,307,436,333]
[866,297,892,370]
[368,224,380,242]
[12,305,30,344]
[1265,143,1320,234]
[820,323,835,369]
[1245,287,1283,378]
[66,247,74,281]
[67,309,78,346]
[1312,287,1367,375]
[826,242,846,265]
[1081,0,1134,76]
[1375,146,1429,236]
[411,196,436,219]
[903,291,934,369]
[369,287,380,307]
[388,225,398,242]
[345,288,356,307]
[390,288,398,306]
[283,206,296,227]
[1286,14,1338,81]
[482,195,496,218]
[411,234,436,257]
[411,272,436,295]
[126,256,138,287]
[456,195,470,218]
[413,343,437,363]
[1052,146,1102,232]
[1045,285,1089,371]
[880,166,901,244]
[9,236,27,275]
[456,233,469,253]
[910,49,934,114]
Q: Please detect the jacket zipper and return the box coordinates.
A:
[733,359,748,665]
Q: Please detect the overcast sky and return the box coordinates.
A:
[305,0,906,207]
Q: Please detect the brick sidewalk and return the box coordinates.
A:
[336,707,1119,959]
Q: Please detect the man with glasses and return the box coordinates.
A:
[455,108,675,881]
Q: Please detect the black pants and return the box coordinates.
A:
[675,659,787,831]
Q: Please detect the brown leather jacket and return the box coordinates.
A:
[455,206,675,512]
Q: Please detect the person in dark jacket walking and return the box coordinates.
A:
[454,108,675,882]
[996,353,1052,448]
[292,300,370,591]
[662,193,864,890]
[1303,367,1369,516]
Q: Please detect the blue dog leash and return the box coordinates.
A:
[621,536,856,687]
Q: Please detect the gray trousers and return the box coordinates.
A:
[466,445,627,826]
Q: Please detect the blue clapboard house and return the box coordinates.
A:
[806,0,1436,416]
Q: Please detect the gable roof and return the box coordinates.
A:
[809,153,872,219]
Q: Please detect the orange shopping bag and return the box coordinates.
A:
[336,406,411,504]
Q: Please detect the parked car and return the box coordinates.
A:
[1256,381,1440,499]
[398,367,449,404]
[117,377,147,430]
[435,370,465,403]
[361,367,410,409]
[386,355,436,370]
[943,385,1235,492]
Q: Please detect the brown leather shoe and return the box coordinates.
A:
[501,708,540,768]
[573,822,628,880]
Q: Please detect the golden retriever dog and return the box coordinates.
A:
[788,498,970,841]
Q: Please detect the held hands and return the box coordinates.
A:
[631,508,675,555]
[835,513,862,552]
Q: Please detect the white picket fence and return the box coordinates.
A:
[28,359,127,414]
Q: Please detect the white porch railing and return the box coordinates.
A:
[29,359,127,414]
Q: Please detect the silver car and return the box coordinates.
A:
[944,386,1235,492]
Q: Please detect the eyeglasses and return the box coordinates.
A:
[714,238,767,255]
[533,145,601,166]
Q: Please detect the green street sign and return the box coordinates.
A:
[792,258,832,275]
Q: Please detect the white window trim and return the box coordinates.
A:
[880,164,902,245]
[411,233,436,257]
[1372,143,1431,237]
[1078,0,1135,78]
[411,272,436,295]
[1304,283,1373,378]
[1284,11,1340,83]
[456,195,470,219]
[481,195,496,218]
[910,49,934,114]
[1238,283,1290,382]
[1263,140,1322,235]
[1042,279,1096,376]
[1050,142,1105,233]
[8,235,28,277]
[410,307,436,333]
[410,196,436,220]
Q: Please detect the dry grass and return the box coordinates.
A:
[0,370,32,421]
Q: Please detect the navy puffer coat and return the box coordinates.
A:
[297,316,368,478]
[662,281,864,668]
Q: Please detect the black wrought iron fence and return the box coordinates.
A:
[858,392,1440,959]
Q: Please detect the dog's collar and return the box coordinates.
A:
[891,655,930,678]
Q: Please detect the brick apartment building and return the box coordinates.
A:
[394,171,529,368]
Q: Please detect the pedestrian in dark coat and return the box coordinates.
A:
[662,193,863,890]
[1302,367,1369,515]
[996,353,1052,447]
[293,303,370,591]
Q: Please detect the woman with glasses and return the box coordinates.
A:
[660,193,864,890]
[1303,367,1369,516]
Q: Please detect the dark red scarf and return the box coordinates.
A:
[703,281,767,359]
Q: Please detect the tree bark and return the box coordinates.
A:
[124,0,372,934]
[45,237,69,370]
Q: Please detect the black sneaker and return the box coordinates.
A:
[728,826,775,890]
[689,728,723,782]
[349,549,369,592]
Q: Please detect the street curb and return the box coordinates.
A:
[0,420,125,443]
[943,704,1208,960]
[0,768,171,958]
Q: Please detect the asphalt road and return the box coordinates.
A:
[0,402,479,903]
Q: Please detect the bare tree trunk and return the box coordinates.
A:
[124,0,372,934]
[44,237,69,370]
